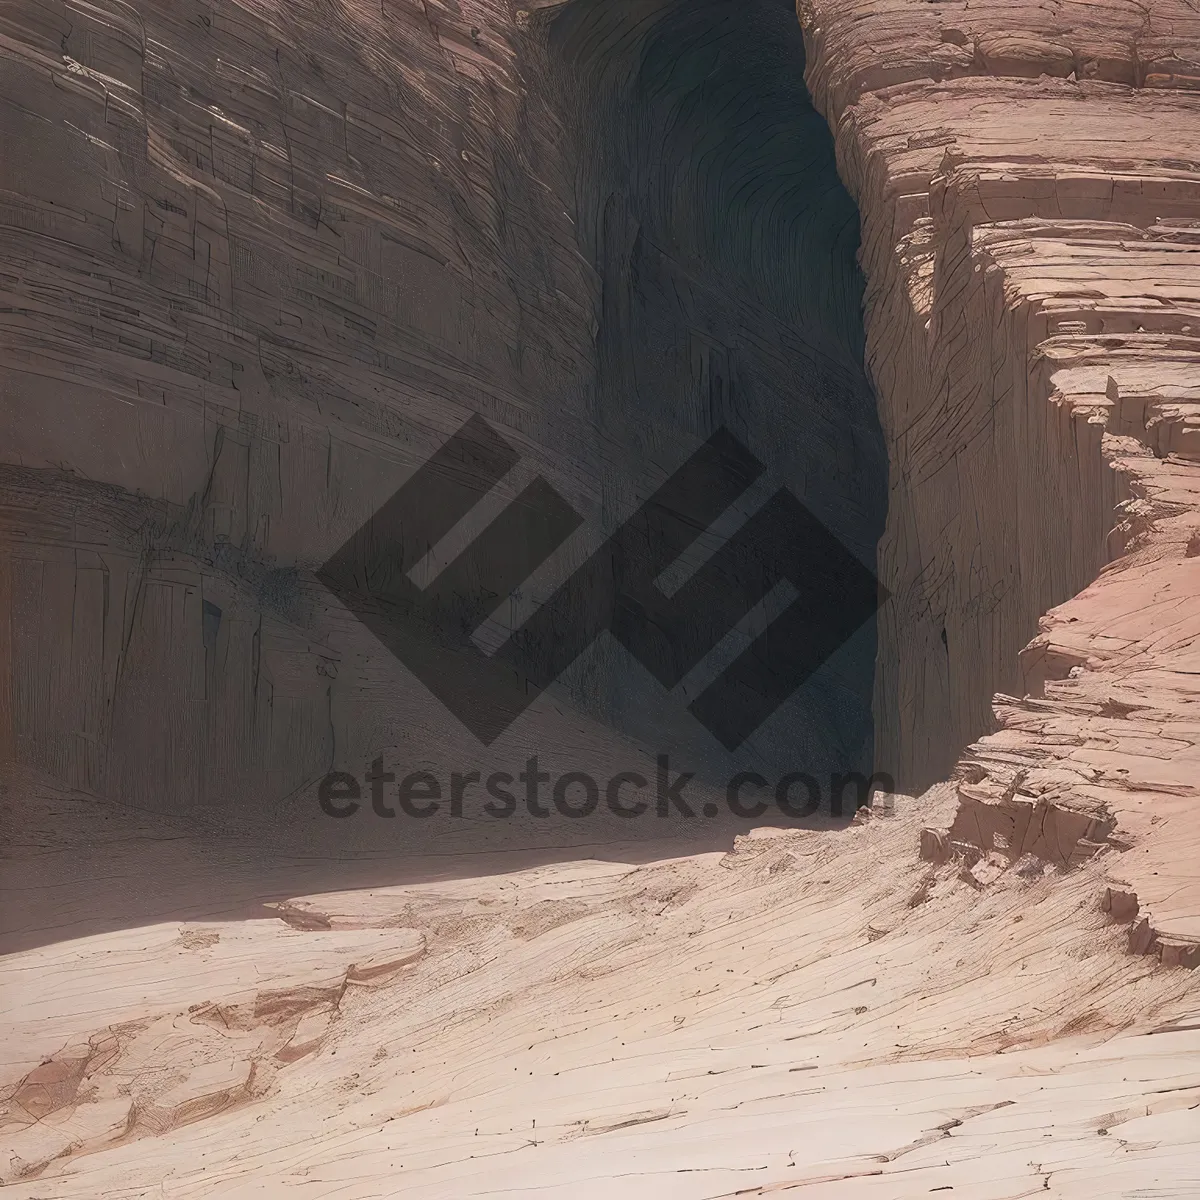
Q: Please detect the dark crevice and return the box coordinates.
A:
[540,0,887,777]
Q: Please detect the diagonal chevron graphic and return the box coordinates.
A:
[319,416,886,747]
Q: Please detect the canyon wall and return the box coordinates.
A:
[798,0,1200,960]
[2,0,1197,961]
[2,3,1199,1191]
[0,0,600,818]
[0,0,883,845]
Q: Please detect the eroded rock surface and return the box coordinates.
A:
[2,0,1199,1195]
[3,792,1199,1195]
[801,0,1200,960]
[0,0,883,833]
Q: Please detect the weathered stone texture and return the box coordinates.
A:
[0,0,884,823]
[801,0,1200,954]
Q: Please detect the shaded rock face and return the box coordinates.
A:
[546,0,885,773]
[0,0,882,823]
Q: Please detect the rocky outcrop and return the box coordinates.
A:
[2,0,1196,958]
[0,0,885,840]
[798,0,1200,960]
[3,3,1200,1194]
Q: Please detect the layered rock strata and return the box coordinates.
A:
[1,2,1199,1193]
[0,0,884,836]
[799,0,1200,959]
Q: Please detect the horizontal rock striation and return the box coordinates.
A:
[0,0,601,814]
[0,0,884,832]
[2,4,1199,1192]
[799,0,1200,960]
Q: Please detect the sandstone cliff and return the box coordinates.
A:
[2,0,1199,1194]
[0,0,884,848]
[798,0,1200,964]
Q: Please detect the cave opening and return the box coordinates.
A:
[539,0,888,782]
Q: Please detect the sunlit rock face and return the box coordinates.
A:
[0,0,883,827]
[801,0,1200,957]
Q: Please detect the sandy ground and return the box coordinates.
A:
[3,784,1198,1197]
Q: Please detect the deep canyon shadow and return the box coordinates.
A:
[542,0,886,780]
[1,0,886,952]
